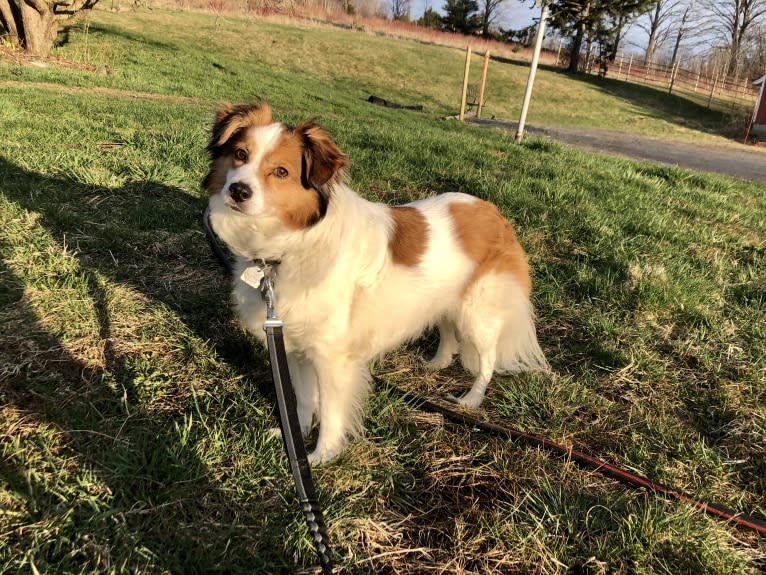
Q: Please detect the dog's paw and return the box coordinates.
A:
[267,427,283,441]
[455,390,484,409]
[307,446,341,466]
[426,355,453,371]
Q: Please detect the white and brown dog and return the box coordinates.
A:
[204,101,548,464]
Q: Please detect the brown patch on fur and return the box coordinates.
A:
[212,101,273,148]
[449,199,531,295]
[203,101,273,196]
[389,206,429,266]
[296,122,349,190]
[203,155,232,196]
[263,130,327,229]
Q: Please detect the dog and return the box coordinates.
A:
[204,101,549,464]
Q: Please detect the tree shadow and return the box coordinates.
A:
[0,157,297,572]
[550,68,734,136]
[487,53,735,137]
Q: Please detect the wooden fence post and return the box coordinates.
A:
[477,50,490,118]
[459,45,472,122]
[668,60,679,94]
[707,73,718,109]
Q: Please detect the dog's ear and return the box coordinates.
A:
[297,123,348,190]
[208,101,274,153]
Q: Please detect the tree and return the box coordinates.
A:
[500,24,535,45]
[441,0,480,34]
[666,1,694,73]
[741,21,766,78]
[417,6,441,28]
[547,0,654,73]
[0,0,98,56]
[390,0,410,20]
[637,0,686,63]
[699,0,766,76]
[477,0,504,37]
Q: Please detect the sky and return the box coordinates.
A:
[410,0,540,30]
[407,0,650,55]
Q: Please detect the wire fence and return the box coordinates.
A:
[578,53,760,118]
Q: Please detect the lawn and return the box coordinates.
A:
[1,7,765,574]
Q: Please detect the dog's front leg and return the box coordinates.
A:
[308,356,371,465]
[287,354,319,437]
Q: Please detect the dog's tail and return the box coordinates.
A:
[495,294,549,374]
[458,274,548,375]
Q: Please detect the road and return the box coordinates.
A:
[471,118,766,185]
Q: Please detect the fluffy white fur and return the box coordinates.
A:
[205,102,548,464]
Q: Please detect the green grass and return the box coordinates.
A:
[1,8,766,574]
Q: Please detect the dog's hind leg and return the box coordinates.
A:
[427,319,459,370]
[456,273,548,408]
[455,319,500,408]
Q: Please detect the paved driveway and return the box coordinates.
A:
[471,118,766,185]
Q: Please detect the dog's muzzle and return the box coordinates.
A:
[228,181,253,204]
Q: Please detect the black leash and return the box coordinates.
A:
[260,273,334,573]
[203,208,334,573]
[202,208,766,551]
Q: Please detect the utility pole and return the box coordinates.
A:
[515,1,550,142]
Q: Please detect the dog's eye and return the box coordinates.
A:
[273,167,289,179]
[234,148,248,162]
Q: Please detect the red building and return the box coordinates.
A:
[749,74,766,142]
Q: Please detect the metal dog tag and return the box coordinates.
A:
[240,265,264,289]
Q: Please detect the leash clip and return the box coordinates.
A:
[258,270,281,328]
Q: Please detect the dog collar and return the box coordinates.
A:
[252,257,281,269]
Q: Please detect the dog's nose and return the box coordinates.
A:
[229,182,252,204]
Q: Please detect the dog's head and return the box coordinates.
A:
[203,101,348,229]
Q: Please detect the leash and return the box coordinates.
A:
[202,208,766,551]
[202,208,334,573]
[379,380,766,537]
[260,268,334,574]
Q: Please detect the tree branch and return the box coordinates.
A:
[23,0,51,16]
[52,0,99,14]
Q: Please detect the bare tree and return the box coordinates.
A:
[666,0,694,71]
[637,0,686,63]
[741,22,766,77]
[0,0,98,56]
[477,0,504,37]
[699,0,766,76]
[389,0,409,20]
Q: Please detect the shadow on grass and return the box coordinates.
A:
[0,157,298,573]
[553,68,735,137]
[489,53,737,138]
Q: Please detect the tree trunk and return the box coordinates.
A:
[609,16,627,62]
[19,0,56,57]
[643,1,662,64]
[0,0,20,47]
[567,0,591,73]
[726,31,741,78]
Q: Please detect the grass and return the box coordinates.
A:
[1,7,765,574]
[2,7,752,143]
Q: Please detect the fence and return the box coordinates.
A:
[576,52,759,118]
